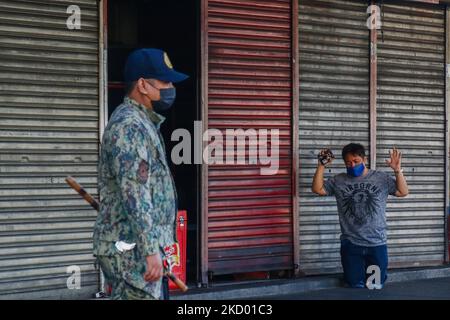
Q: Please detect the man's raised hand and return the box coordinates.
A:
[385,146,402,171]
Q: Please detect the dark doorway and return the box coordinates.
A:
[107,0,200,284]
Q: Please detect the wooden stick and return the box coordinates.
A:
[165,271,188,292]
[65,176,99,211]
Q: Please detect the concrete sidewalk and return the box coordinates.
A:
[171,266,450,300]
[265,276,450,300]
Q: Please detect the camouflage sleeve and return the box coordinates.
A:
[112,122,159,256]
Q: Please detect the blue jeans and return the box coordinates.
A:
[340,239,388,288]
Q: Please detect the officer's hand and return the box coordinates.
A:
[144,254,164,282]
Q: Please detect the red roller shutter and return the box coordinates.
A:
[201,0,297,280]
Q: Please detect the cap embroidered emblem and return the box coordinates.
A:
[164,52,173,69]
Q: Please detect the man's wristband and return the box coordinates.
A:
[394,169,403,175]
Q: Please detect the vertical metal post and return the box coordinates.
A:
[369,0,378,169]
[291,0,300,276]
[195,0,203,288]
[200,0,209,285]
[99,0,108,140]
[444,6,450,264]
[98,0,108,294]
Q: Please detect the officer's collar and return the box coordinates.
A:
[124,97,166,129]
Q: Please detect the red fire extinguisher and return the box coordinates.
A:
[164,210,187,291]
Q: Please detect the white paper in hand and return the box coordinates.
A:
[115,241,136,253]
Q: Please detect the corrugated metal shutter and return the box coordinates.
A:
[298,0,370,274]
[0,0,99,298]
[205,0,294,276]
[377,1,446,267]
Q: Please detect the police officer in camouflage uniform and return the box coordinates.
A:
[93,48,188,299]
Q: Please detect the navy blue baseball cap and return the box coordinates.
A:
[124,48,189,84]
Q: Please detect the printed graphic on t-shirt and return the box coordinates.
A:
[341,183,381,226]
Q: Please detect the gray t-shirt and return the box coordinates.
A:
[324,169,397,246]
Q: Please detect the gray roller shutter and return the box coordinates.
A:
[298,0,370,274]
[0,0,100,299]
[377,2,446,268]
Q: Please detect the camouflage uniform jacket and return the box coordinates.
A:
[93,97,177,257]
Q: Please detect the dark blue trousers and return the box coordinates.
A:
[340,239,388,288]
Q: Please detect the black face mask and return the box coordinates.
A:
[152,87,176,112]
